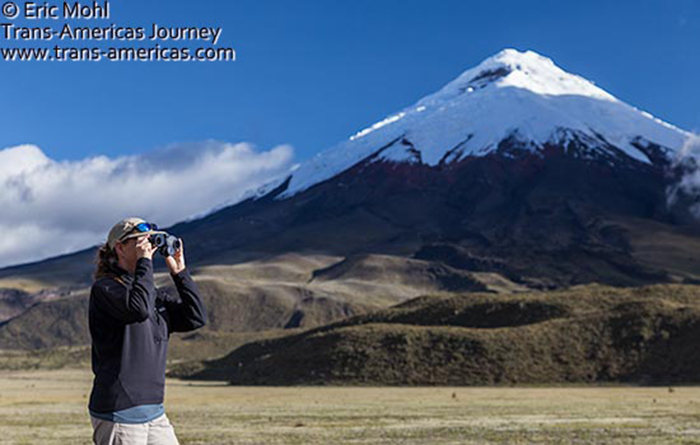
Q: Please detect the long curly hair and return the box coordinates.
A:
[93,243,122,282]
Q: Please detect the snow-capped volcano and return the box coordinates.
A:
[266,48,690,199]
[4,49,700,292]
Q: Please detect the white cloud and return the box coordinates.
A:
[0,140,294,268]
[667,134,700,217]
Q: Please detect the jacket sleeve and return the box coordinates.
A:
[92,257,156,324]
[161,267,207,333]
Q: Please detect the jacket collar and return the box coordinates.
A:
[111,263,134,284]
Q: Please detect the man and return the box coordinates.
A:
[88,217,207,444]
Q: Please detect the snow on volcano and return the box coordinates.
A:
[269,48,690,199]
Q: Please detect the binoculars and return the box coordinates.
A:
[149,233,181,257]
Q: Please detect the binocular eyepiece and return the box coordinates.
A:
[148,233,181,257]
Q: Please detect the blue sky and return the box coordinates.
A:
[1,0,699,162]
[0,0,699,268]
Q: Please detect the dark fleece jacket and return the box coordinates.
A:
[88,257,207,413]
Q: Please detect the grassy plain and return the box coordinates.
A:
[1,368,700,444]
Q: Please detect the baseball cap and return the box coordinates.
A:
[106,217,167,249]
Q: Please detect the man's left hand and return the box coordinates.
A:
[166,238,186,275]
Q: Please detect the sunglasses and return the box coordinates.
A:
[119,222,158,243]
[133,222,158,232]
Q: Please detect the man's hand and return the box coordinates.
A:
[166,238,186,275]
[135,235,157,260]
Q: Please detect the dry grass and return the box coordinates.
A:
[0,279,49,294]
[1,368,700,444]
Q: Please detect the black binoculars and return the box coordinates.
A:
[149,233,181,257]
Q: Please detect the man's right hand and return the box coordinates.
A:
[135,235,157,260]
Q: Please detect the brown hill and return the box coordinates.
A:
[169,283,700,385]
[0,253,522,350]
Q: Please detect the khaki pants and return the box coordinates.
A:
[90,412,180,445]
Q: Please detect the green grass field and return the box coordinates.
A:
[1,368,700,444]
